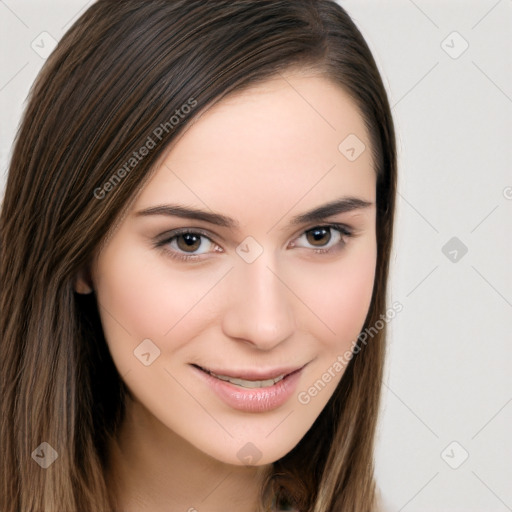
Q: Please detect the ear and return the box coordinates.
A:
[73,264,94,294]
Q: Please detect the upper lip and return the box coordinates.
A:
[192,363,306,381]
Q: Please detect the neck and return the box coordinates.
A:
[105,396,272,512]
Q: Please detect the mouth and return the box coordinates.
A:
[191,364,303,389]
[191,362,309,413]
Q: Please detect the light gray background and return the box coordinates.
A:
[1,1,511,511]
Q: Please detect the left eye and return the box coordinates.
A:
[294,225,344,250]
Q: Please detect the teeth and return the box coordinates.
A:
[209,370,285,388]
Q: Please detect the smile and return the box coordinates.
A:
[202,368,286,388]
[193,363,303,389]
[191,363,307,413]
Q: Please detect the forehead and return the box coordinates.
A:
[133,71,375,219]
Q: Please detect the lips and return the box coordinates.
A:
[191,362,307,412]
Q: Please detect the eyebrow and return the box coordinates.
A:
[134,197,374,230]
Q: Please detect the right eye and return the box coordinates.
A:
[155,228,222,262]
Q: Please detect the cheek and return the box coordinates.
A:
[93,242,219,362]
[331,256,376,335]
[289,244,376,410]
[291,244,376,352]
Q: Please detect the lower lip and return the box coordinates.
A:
[191,365,304,413]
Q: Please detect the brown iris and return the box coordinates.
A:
[176,233,202,252]
[305,227,331,247]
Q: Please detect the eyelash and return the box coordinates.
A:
[154,223,355,263]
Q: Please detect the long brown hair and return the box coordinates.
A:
[0,1,397,510]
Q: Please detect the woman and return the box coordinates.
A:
[0,1,397,510]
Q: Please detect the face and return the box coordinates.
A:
[79,69,377,466]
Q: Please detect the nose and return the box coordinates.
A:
[221,251,295,350]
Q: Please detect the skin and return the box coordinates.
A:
[75,68,377,512]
